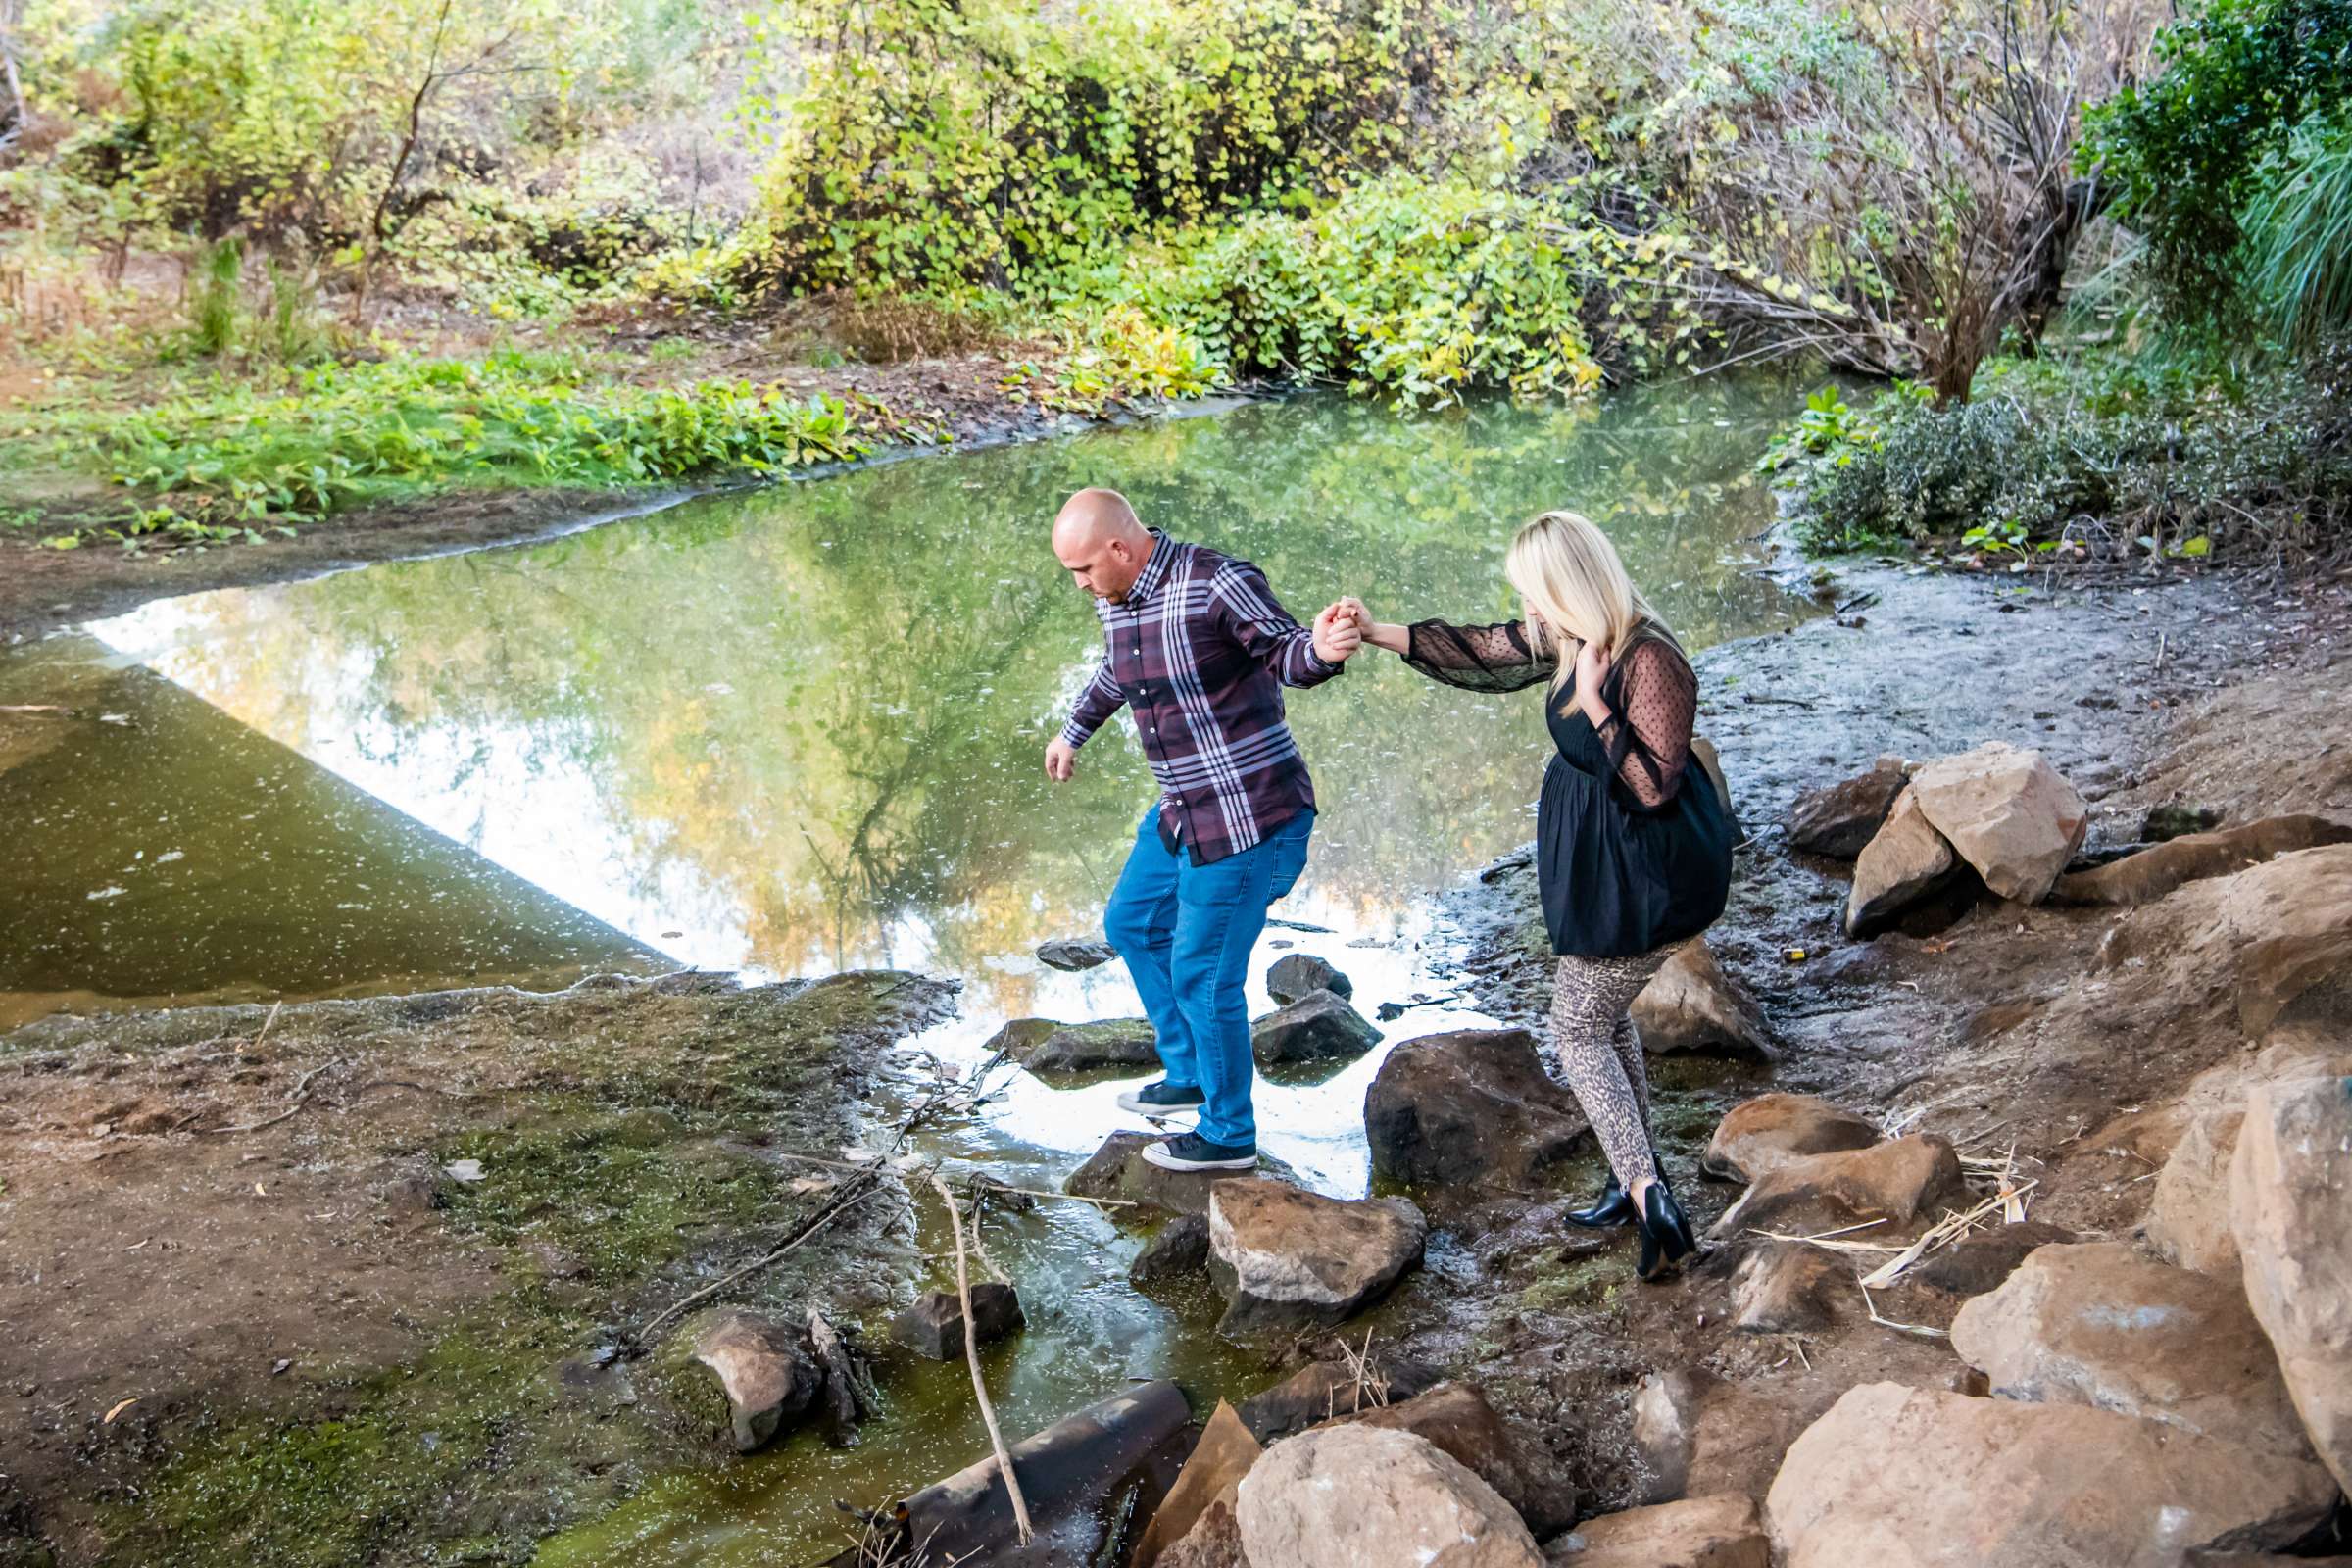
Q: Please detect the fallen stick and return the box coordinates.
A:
[930,1174,1033,1546]
[638,1172,889,1343]
[194,1052,338,1136]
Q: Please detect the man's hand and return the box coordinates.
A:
[1045,737,1078,783]
[1312,601,1364,664]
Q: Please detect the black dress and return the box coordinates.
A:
[1405,618,1735,958]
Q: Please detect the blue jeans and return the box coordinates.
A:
[1102,804,1314,1148]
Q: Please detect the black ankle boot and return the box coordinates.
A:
[1564,1172,1633,1229]
[1636,1179,1699,1281]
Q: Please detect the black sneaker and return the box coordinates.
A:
[1141,1132,1257,1172]
[1116,1080,1205,1117]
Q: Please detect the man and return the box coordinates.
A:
[1045,488,1360,1171]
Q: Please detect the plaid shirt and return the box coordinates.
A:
[1060,531,1342,864]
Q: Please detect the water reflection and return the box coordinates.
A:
[74,384,1804,1013]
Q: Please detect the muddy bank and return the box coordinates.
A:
[0,968,956,1566]
[1361,558,2352,1519]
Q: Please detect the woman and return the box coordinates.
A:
[1337,511,1735,1279]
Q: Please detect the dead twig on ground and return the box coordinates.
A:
[930,1173,1032,1545]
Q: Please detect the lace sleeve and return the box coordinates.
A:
[1402,619,1557,694]
[1596,638,1697,808]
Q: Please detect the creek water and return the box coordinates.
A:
[0,381,1810,1562]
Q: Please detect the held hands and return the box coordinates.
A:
[1311,599,1365,664]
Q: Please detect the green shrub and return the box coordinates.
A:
[12,351,920,542]
[2082,0,2352,311]
[2241,111,2352,351]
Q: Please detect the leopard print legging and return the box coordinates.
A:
[1545,942,1685,1191]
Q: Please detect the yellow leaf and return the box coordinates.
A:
[105,1397,138,1424]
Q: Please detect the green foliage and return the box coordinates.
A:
[188,237,247,357]
[2241,111,2352,351]
[1086,173,1693,406]
[13,351,911,540]
[1794,344,2352,554]
[2082,0,2352,310]
[753,0,1435,293]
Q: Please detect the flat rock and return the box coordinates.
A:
[980,1016,1062,1061]
[1208,1178,1426,1336]
[1236,1351,1445,1443]
[1950,1241,2313,1460]
[1267,954,1352,1004]
[1910,1219,2075,1298]
[1365,1028,1591,1191]
[1022,1018,1159,1073]
[1236,1423,1543,1568]
[1066,1131,1298,1219]
[1729,1242,1840,1334]
[1319,1380,1570,1539]
[2051,814,2352,907]
[689,1307,819,1453]
[1708,1134,1964,1241]
[1845,787,1961,937]
[2232,1074,2352,1495]
[1788,757,1908,858]
[1701,1095,1879,1186]
[1037,937,1116,971]
[1130,1213,1211,1285]
[1251,989,1381,1067]
[1908,742,2088,904]
[1545,1494,1768,1568]
[890,1283,1024,1360]
[1765,1382,2338,1566]
[1632,940,1770,1056]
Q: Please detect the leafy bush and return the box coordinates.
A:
[2082,0,2352,311]
[1086,173,1694,406]
[1793,346,2352,555]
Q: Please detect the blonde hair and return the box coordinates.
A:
[1503,510,1677,698]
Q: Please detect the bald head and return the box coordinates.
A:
[1053,488,1155,601]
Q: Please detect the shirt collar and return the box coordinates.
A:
[1125,529,1175,604]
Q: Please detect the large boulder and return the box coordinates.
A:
[1708,1135,1964,1241]
[1949,1241,2312,1460]
[1544,1494,1768,1568]
[1320,1381,1570,1539]
[1631,940,1771,1056]
[1907,742,2088,904]
[1765,1383,2340,1566]
[1021,1018,1160,1074]
[1701,1095,1880,1185]
[1131,1400,1261,1568]
[1207,1178,1427,1336]
[1067,1132,1297,1218]
[890,1282,1025,1360]
[2226,845,2352,1034]
[1251,990,1381,1068]
[1788,757,1908,859]
[2050,815,2352,907]
[688,1307,820,1453]
[1267,954,1353,1004]
[2232,1074,2352,1495]
[1236,1424,1544,1568]
[1844,788,1962,938]
[1365,1029,1591,1191]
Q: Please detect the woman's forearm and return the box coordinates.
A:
[1367,620,1410,655]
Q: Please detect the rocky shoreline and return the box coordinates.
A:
[5,556,2349,1567]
